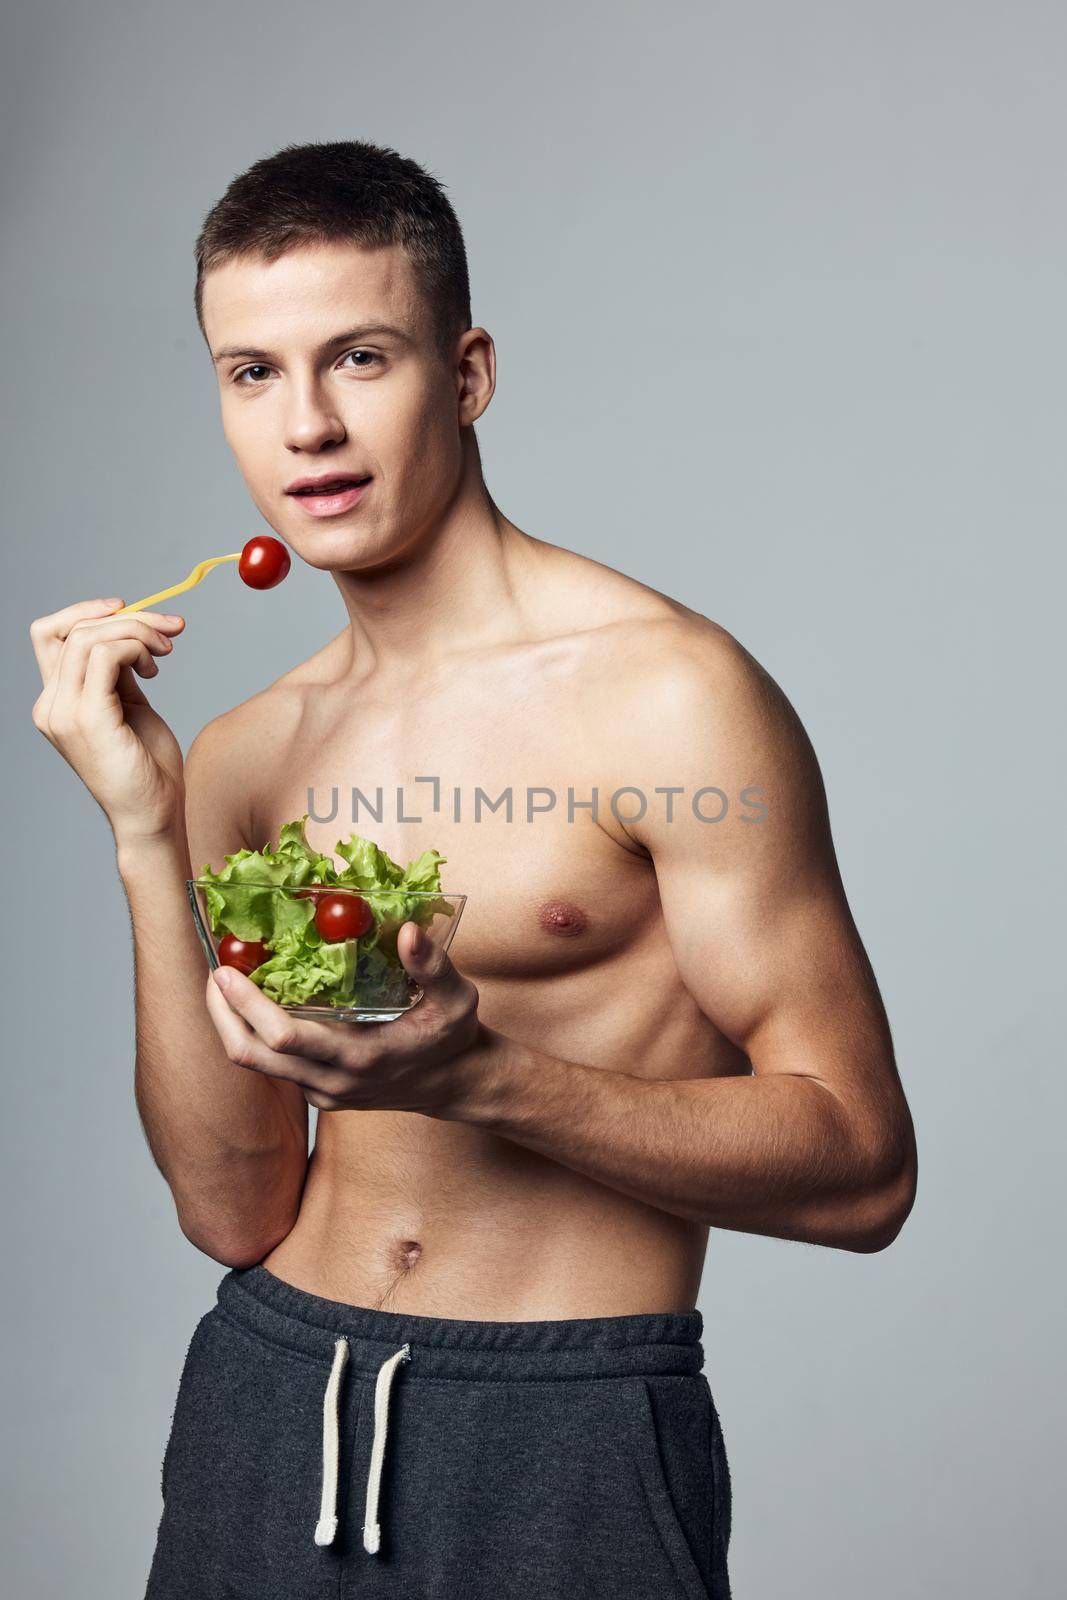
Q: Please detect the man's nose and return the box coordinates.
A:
[284,382,346,451]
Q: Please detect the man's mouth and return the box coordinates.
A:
[286,475,374,519]
[288,475,372,496]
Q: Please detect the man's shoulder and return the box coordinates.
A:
[530,548,792,780]
[568,573,824,862]
[532,540,747,678]
[594,608,747,683]
[573,584,762,720]
[563,570,798,769]
[185,631,347,763]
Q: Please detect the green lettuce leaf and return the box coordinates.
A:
[197,814,450,1008]
[248,936,359,1006]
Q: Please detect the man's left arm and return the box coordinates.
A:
[444,628,918,1254]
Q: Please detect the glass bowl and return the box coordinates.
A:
[187,879,466,1023]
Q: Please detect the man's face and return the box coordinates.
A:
[201,240,466,571]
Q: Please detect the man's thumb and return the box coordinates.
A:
[400,921,452,982]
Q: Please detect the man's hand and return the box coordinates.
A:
[204,921,484,1115]
[29,596,188,846]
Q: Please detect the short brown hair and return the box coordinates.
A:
[194,140,472,359]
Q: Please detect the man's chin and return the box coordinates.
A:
[293,529,419,578]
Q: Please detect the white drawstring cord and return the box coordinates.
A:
[312,1336,412,1553]
[314,1337,350,1546]
[363,1343,411,1554]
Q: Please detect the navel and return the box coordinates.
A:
[392,1238,423,1272]
[537,900,589,937]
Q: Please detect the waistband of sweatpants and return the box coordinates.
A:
[215,1264,705,1382]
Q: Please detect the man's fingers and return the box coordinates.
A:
[42,615,178,728]
[205,967,346,1083]
[81,638,165,732]
[205,971,295,1076]
[29,603,183,693]
[116,662,151,708]
[211,967,308,1054]
[400,923,466,988]
[29,598,126,682]
[49,635,157,735]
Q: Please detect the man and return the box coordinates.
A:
[29,140,916,1599]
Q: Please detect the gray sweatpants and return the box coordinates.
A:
[145,1263,732,1599]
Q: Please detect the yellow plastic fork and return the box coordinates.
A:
[113,553,244,616]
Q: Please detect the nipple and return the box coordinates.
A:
[538,900,589,937]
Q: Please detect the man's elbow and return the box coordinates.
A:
[178,1210,293,1269]
[843,1137,918,1253]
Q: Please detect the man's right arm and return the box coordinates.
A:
[121,714,309,1266]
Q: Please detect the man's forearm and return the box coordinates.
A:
[442,1027,915,1252]
[118,826,308,1263]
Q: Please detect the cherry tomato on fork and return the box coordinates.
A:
[314,893,374,942]
[238,536,290,590]
[217,934,271,976]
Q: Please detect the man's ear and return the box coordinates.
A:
[456,327,496,426]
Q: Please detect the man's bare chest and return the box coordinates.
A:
[244,664,659,986]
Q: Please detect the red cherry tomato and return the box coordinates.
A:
[239,536,291,590]
[217,933,271,975]
[314,892,374,942]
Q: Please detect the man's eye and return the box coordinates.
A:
[231,350,381,386]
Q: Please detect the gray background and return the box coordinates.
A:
[2,2,1062,1596]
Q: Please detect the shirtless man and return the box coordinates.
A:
[29,140,916,1600]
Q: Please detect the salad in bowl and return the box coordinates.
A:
[187,814,465,1021]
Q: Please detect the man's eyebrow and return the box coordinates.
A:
[211,324,413,364]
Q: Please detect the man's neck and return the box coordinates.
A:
[330,443,539,684]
